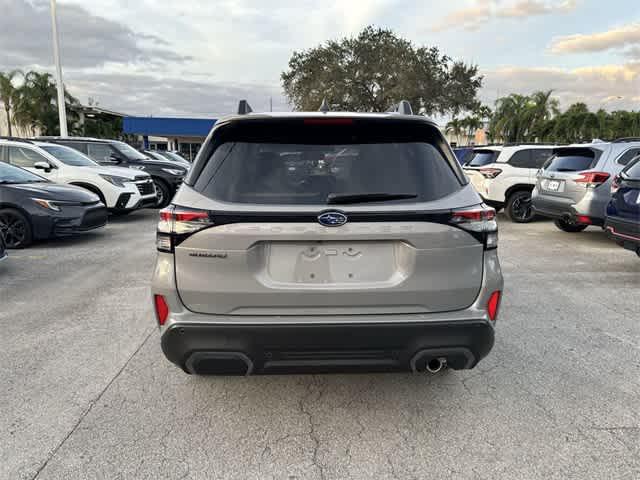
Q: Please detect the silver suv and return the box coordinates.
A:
[532,139,640,232]
[151,103,504,375]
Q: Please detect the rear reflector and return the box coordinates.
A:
[487,291,501,321]
[154,295,169,326]
[575,215,591,225]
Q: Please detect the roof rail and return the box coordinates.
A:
[237,100,253,115]
[500,142,560,147]
[387,100,414,115]
[0,136,33,144]
[612,137,640,143]
[318,98,330,113]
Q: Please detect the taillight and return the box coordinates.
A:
[575,215,592,225]
[611,175,621,194]
[157,205,214,252]
[450,205,498,249]
[574,171,610,188]
[479,168,502,179]
[154,294,169,326]
[487,291,501,321]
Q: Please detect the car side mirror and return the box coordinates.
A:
[34,161,53,172]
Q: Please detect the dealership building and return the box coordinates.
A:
[123,116,217,161]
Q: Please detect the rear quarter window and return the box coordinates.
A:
[191,119,463,205]
[623,157,640,179]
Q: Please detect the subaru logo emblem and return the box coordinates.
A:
[318,211,348,227]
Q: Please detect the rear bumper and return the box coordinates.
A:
[605,216,640,253]
[532,189,605,225]
[161,320,495,375]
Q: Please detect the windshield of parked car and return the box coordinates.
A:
[41,145,98,167]
[113,141,149,160]
[192,121,461,205]
[161,151,188,163]
[466,150,499,166]
[0,161,48,183]
[544,148,597,172]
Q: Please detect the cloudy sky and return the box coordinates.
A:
[1,0,639,118]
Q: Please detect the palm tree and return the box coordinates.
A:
[0,70,22,136]
[461,116,482,145]
[445,118,464,145]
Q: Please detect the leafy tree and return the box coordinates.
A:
[11,71,81,136]
[281,26,483,115]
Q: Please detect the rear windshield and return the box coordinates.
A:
[545,148,597,172]
[466,150,498,167]
[191,120,462,205]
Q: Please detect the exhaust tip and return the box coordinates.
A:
[426,357,446,374]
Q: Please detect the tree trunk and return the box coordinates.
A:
[5,107,12,137]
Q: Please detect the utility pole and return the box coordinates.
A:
[50,0,68,137]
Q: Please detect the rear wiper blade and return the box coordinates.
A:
[327,193,417,205]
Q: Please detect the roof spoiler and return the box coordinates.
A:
[237,100,253,115]
[387,100,414,115]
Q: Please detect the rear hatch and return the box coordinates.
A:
[536,147,601,202]
[171,117,488,316]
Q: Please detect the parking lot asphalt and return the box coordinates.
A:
[1,210,638,480]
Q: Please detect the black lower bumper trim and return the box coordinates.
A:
[161,321,495,375]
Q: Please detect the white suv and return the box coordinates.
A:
[0,139,157,213]
[464,145,555,222]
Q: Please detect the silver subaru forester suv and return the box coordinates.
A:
[151,103,504,375]
[532,139,640,232]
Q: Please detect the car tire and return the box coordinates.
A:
[505,190,535,223]
[0,208,33,248]
[153,179,171,208]
[553,218,588,233]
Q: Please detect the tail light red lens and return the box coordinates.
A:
[450,205,498,250]
[157,205,214,252]
[479,168,502,179]
[154,294,169,326]
[487,291,501,321]
[574,171,610,187]
[575,215,592,225]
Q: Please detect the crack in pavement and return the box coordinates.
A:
[298,377,327,480]
[28,327,156,480]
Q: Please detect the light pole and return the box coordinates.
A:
[50,0,68,137]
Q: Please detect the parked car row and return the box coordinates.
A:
[0,136,189,249]
[462,139,640,257]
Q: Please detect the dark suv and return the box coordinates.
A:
[37,137,187,207]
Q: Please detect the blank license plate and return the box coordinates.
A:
[545,180,562,191]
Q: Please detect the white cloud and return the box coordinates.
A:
[550,22,640,54]
[431,0,578,32]
[481,62,640,110]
